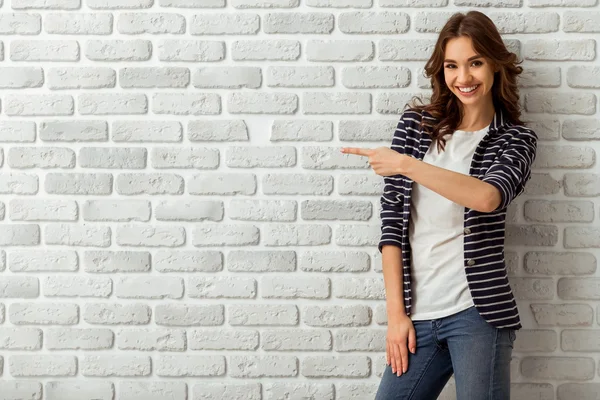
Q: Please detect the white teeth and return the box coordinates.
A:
[458,85,479,93]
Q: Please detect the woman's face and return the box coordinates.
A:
[443,36,496,107]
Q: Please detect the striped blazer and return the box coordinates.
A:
[378,108,538,329]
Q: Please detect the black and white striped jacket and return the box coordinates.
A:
[378,108,538,329]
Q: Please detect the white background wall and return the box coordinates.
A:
[0,0,598,399]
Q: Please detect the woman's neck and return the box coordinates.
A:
[457,100,495,131]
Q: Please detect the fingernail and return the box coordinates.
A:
[403,367,407,373]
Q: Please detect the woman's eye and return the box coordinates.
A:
[444,64,455,69]
[472,61,483,66]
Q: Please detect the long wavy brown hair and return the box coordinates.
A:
[409,11,524,151]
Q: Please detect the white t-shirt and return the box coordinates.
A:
[408,125,489,321]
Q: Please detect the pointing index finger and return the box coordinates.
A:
[341,147,372,156]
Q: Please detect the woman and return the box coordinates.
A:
[342,11,537,400]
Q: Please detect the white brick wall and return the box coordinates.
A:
[0,0,598,399]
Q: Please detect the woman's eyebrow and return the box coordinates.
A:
[443,55,483,63]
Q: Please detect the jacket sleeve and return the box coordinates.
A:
[378,115,409,253]
[481,128,538,211]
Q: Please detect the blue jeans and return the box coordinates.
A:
[376,306,516,400]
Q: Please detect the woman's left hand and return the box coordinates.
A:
[341,147,410,177]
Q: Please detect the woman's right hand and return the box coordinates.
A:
[386,315,417,377]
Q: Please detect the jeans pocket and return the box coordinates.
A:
[508,329,516,343]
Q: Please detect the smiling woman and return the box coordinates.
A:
[344,10,538,400]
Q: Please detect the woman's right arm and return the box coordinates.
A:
[382,244,416,377]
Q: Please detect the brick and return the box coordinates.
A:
[188,173,256,196]
[190,14,259,35]
[46,382,114,400]
[155,304,224,326]
[525,251,596,275]
[9,250,78,272]
[524,173,560,195]
[0,382,42,400]
[46,328,113,350]
[524,200,594,222]
[302,356,370,377]
[563,118,600,140]
[83,200,150,222]
[88,0,153,8]
[489,12,559,33]
[43,276,112,297]
[0,328,42,350]
[188,277,256,298]
[263,173,333,195]
[333,277,384,300]
[0,277,38,298]
[154,250,222,273]
[524,39,595,61]
[163,0,225,5]
[511,383,554,400]
[117,328,185,351]
[229,304,298,326]
[83,303,150,325]
[529,0,596,5]
[527,94,596,116]
[227,146,296,168]
[302,200,371,220]
[189,329,258,350]
[113,121,182,142]
[11,40,79,61]
[227,250,296,272]
[230,356,297,378]
[116,276,183,299]
[157,355,225,377]
[531,303,593,327]
[8,147,75,168]
[13,0,80,8]
[264,13,333,34]
[262,329,332,351]
[82,355,151,377]
[0,67,43,88]
[307,40,373,62]
[10,355,76,377]
[304,92,371,114]
[377,92,430,114]
[44,13,113,35]
[262,224,331,246]
[9,199,77,221]
[340,12,408,33]
[228,93,297,114]
[558,383,600,400]
[120,67,189,89]
[264,383,334,400]
[233,0,298,6]
[232,40,299,61]
[561,330,600,352]
[116,173,184,195]
[153,93,220,115]
[513,330,557,353]
[84,251,150,273]
[85,40,151,61]
[40,120,108,142]
[5,95,73,116]
[335,224,381,246]
[505,224,558,247]
[47,67,116,89]
[261,276,330,299]
[302,147,370,169]
[229,200,295,221]
[193,384,261,400]
[116,226,185,247]
[158,40,225,62]
[381,0,447,5]
[519,67,561,88]
[335,329,385,351]
[193,67,260,89]
[0,224,40,245]
[117,13,185,34]
[336,384,380,399]
[558,278,600,300]
[118,382,186,400]
[152,147,218,169]
[156,200,222,221]
[454,0,519,4]
[79,93,147,115]
[0,174,38,194]
[10,303,78,325]
[521,357,594,380]
[564,173,600,197]
[339,120,397,141]
[267,66,333,88]
[192,224,259,246]
[564,11,600,33]
[565,227,600,248]
[45,224,110,247]
[300,251,370,272]
[0,121,36,142]
[271,120,333,141]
